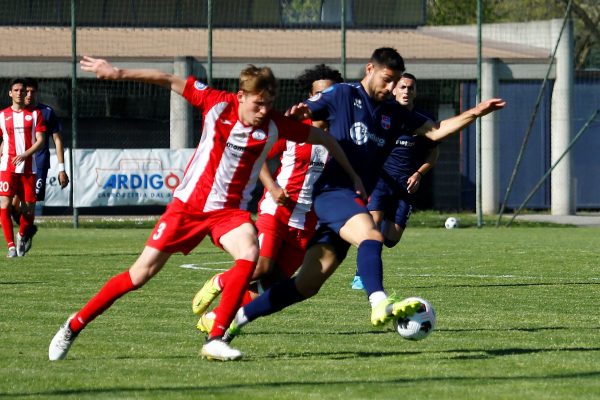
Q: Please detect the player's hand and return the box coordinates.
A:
[58,171,70,189]
[269,185,289,206]
[80,56,121,80]
[353,175,367,201]
[12,154,26,166]
[475,98,506,117]
[406,172,421,194]
[286,103,311,121]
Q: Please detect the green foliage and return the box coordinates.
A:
[1,226,599,399]
[281,0,321,24]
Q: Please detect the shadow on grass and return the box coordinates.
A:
[5,370,600,397]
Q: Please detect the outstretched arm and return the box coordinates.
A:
[415,98,506,141]
[306,127,366,199]
[80,56,186,95]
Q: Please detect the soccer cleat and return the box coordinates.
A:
[222,322,241,344]
[23,224,37,254]
[16,234,26,257]
[196,311,215,334]
[351,275,364,290]
[371,296,422,327]
[49,314,79,361]
[200,338,242,361]
[7,247,17,258]
[192,274,222,315]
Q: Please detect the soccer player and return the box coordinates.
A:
[10,78,70,254]
[351,72,439,290]
[48,56,363,362]
[193,64,344,333]
[221,47,505,344]
[0,78,46,257]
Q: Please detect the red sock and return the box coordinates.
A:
[1,208,14,248]
[210,259,256,338]
[69,270,136,333]
[212,289,253,316]
[19,212,33,236]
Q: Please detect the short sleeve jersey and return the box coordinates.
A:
[33,103,62,171]
[0,106,45,174]
[175,77,310,212]
[305,83,428,194]
[258,120,328,230]
[381,108,438,187]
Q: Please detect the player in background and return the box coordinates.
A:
[221,48,505,344]
[0,78,46,257]
[193,64,343,334]
[48,57,363,362]
[10,78,70,254]
[351,72,439,290]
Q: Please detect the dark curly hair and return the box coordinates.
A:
[296,64,344,95]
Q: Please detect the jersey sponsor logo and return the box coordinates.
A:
[102,173,180,191]
[308,93,322,102]
[252,130,266,141]
[396,139,415,147]
[349,122,385,147]
[194,81,208,90]
[381,115,391,130]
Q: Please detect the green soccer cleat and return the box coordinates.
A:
[370,296,422,327]
[222,321,241,344]
[196,311,215,334]
[192,273,222,315]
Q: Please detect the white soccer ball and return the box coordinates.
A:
[393,297,436,341]
[444,217,459,229]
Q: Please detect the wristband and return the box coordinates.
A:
[58,163,66,172]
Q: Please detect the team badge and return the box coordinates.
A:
[381,115,391,130]
[252,130,266,140]
[308,93,322,102]
[194,81,207,90]
[25,115,33,121]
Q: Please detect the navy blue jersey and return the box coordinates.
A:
[380,108,438,189]
[33,103,62,171]
[306,83,428,195]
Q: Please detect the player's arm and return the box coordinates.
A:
[13,131,44,166]
[306,127,366,199]
[80,56,186,95]
[52,131,70,189]
[414,98,506,141]
[259,163,288,206]
[407,146,439,194]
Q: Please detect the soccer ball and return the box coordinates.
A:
[444,217,459,229]
[393,297,436,341]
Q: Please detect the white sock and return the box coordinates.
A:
[234,307,249,328]
[369,291,388,308]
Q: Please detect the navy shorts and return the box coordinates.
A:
[309,187,369,262]
[34,167,49,201]
[367,179,413,228]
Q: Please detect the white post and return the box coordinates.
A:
[550,18,574,215]
[481,58,500,214]
[170,57,194,149]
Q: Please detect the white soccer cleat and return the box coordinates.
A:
[16,234,26,257]
[49,314,78,361]
[6,247,17,258]
[200,339,242,361]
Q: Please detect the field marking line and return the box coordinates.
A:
[179,261,230,271]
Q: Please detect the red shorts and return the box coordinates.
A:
[146,199,254,255]
[255,213,314,278]
[0,171,36,202]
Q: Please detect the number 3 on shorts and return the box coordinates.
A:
[152,222,167,240]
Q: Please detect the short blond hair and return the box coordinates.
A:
[239,65,277,97]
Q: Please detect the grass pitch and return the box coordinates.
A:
[0,219,598,399]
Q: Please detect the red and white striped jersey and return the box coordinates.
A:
[258,128,329,230]
[173,77,310,212]
[0,106,45,174]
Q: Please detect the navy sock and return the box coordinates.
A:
[244,278,305,322]
[356,239,384,296]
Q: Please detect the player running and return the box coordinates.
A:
[351,72,439,290]
[193,64,343,334]
[48,57,363,362]
[220,47,505,345]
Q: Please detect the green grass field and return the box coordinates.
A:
[1,219,599,399]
